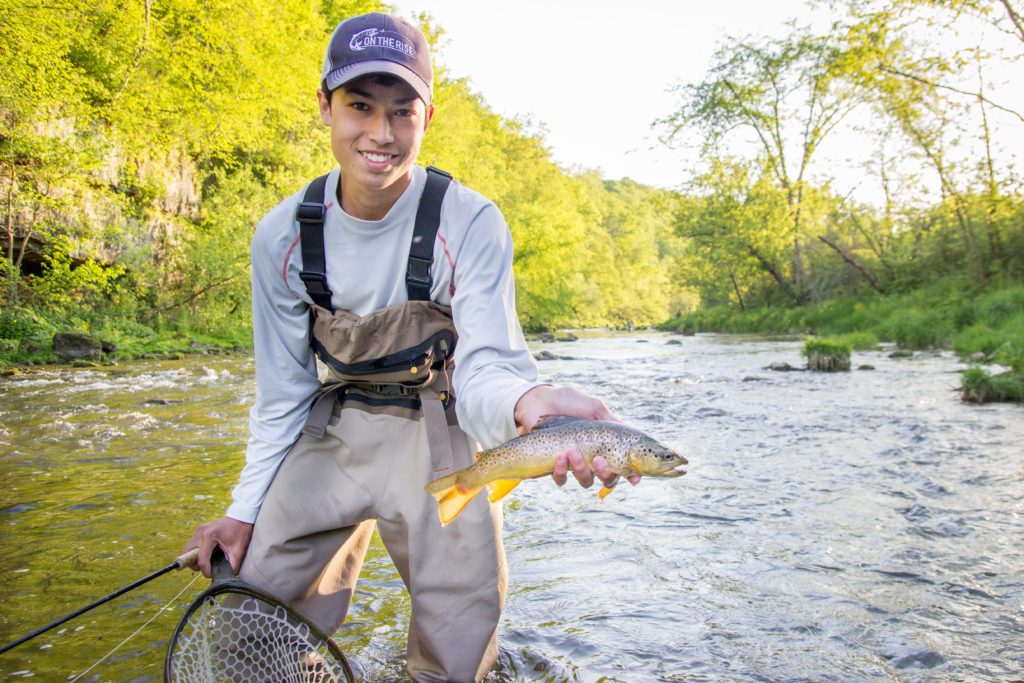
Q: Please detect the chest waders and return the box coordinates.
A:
[294,166,471,478]
[241,168,507,681]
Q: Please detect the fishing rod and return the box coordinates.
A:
[0,548,199,655]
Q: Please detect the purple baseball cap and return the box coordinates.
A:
[321,12,433,105]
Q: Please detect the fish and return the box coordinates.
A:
[424,415,688,525]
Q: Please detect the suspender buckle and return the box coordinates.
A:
[406,255,433,287]
[296,202,325,223]
[300,271,330,296]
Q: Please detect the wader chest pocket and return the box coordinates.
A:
[310,300,458,389]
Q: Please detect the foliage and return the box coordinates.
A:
[664,280,1021,356]
[662,0,1022,313]
[802,337,852,357]
[960,367,1024,404]
[830,330,880,350]
[1,0,691,353]
[802,336,852,371]
[886,308,949,348]
[1,0,1022,367]
[422,77,684,330]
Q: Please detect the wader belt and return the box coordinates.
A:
[295,167,469,475]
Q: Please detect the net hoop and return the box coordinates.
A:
[164,577,355,683]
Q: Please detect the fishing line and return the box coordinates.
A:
[68,571,201,683]
[0,549,200,655]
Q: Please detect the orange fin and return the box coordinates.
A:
[598,485,616,500]
[425,474,482,526]
[486,479,521,503]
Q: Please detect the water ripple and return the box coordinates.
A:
[1,337,1023,681]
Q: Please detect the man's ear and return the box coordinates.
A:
[423,103,435,132]
[317,89,332,126]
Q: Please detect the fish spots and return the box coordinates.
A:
[425,420,688,522]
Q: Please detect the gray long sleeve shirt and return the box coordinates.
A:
[226,165,541,523]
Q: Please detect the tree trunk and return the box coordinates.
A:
[746,244,804,304]
[817,234,886,293]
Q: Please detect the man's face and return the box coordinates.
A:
[318,75,433,214]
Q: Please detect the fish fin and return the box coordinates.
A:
[534,414,586,430]
[598,485,616,500]
[425,474,482,526]
[486,479,521,503]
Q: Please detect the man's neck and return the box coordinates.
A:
[337,171,413,221]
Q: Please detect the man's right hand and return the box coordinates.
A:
[181,516,253,578]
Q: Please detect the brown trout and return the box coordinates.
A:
[424,415,688,524]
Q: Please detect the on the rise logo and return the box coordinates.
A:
[349,27,417,58]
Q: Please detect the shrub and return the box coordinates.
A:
[0,308,45,340]
[832,331,880,350]
[802,337,852,371]
[960,367,1024,403]
[953,323,1005,358]
[887,309,948,349]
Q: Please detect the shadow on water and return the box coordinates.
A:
[1,334,1022,681]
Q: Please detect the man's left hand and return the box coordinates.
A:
[514,385,642,490]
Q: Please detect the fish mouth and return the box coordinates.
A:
[659,453,688,477]
[653,464,687,477]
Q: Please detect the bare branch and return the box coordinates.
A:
[878,65,1024,123]
[150,274,240,313]
[997,0,1024,43]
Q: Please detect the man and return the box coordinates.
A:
[184,11,631,682]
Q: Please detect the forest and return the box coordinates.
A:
[1,0,1022,386]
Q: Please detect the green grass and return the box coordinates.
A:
[659,281,1024,403]
[662,282,1023,356]
[802,337,852,371]
[960,367,1024,404]
[0,306,252,367]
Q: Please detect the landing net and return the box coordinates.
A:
[165,589,353,683]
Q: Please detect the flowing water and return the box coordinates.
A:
[1,332,1022,682]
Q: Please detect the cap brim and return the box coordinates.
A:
[324,60,432,105]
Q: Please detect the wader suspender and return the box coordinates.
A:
[295,167,467,476]
[296,166,454,310]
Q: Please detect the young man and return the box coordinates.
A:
[184,11,629,682]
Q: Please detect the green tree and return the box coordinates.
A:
[661,27,866,304]
[828,0,1022,285]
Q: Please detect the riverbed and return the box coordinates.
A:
[1,332,1021,681]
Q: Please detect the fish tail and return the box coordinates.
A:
[425,473,482,526]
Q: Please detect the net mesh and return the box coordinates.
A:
[166,591,352,683]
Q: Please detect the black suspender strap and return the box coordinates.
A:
[296,167,453,308]
[406,166,453,301]
[297,174,332,310]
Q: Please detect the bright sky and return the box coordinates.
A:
[387,0,832,190]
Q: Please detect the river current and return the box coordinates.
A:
[0,332,1021,682]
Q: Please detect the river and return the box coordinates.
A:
[1,332,1021,682]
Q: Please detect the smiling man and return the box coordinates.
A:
[183,11,623,682]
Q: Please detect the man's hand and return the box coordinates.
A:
[514,385,616,433]
[552,448,632,490]
[514,385,640,489]
[182,516,254,578]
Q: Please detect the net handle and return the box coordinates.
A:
[209,546,236,583]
